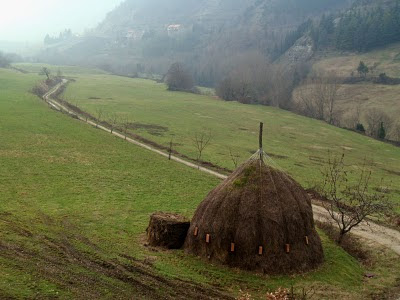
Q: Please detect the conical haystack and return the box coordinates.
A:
[184,151,324,274]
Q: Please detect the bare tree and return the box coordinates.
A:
[364,109,393,138]
[393,122,400,142]
[296,83,319,119]
[0,52,11,68]
[193,131,212,169]
[319,154,391,244]
[229,148,240,169]
[165,62,194,91]
[95,108,104,128]
[323,73,342,125]
[344,101,362,129]
[40,67,51,80]
[122,117,131,140]
[108,113,119,134]
[295,72,342,125]
[168,138,173,160]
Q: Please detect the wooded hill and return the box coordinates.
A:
[38,0,352,83]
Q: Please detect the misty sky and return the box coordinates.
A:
[0,0,123,42]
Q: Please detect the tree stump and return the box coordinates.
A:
[146,212,190,249]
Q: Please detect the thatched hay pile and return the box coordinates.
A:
[184,152,324,274]
[147,212,190,249]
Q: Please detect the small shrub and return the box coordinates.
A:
[165,62,195,91]
[356,123,366,133]
[316,221,371,265]
[378,122,386,140]
[31,82,50,97]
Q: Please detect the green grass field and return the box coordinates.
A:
[1,66,399,299]
[38,65,400,216]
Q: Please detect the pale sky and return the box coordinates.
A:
[0,0,124,42]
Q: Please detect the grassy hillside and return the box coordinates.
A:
[1,67,399,298]
[310,43,400,130]
[51,67,400,215]
[314,42,400,78]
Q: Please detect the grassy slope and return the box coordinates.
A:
[48,68,400,215]
[312,43,400,121]
[0,68,397,298]
[314,42,400,78]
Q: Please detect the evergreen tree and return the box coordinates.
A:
[378,122,386,140]
[356,123,366,133]
[357,61,369,78]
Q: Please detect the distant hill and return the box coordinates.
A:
[37,0,353,82]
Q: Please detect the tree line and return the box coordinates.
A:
[44,29,74,45]
[0,52,11,68]
[283,0,400,53]
[335,2,400,52]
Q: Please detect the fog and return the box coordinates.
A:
[0,0,123,42]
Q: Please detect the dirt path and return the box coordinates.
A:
[313,205,400,255]
[44,80,400,256]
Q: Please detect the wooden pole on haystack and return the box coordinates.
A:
[259,122,264,162]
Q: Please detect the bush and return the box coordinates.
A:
[0,52,11,68]
[165,62,194,91]
[31,82,50,97]
[378,122,386,140]
[356,123,366,133]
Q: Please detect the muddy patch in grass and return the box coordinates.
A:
[88,97,101,100]
[383,168,400,176]
[128,123,169,137]
[0,213,233,300]
[268,153,289,160]
[309,156,324,164]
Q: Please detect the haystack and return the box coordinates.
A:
[184,124,323,274]
[147,212,190,249]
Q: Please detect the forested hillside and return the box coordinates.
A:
[38,0,352,84]
[284,0,400,53]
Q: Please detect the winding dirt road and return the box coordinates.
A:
[43,81,400,256]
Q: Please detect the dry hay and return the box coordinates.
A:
[184,151,324,274]
[147,212,190,249]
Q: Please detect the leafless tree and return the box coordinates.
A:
[364,109,393,138]
[344,101,362,129]
[165,62,194,91]
[323,74,342,125]
[168,138,173,160]
[122,118,131,140]
[229,148,240,169]
[393,123,400,142]
[319,153,391,244]
[193,131,212,169]
[296,72,342,125]
[95,108,104,128]
[295,83,319,119]
[40,67,51,80]
[108,113,119,134]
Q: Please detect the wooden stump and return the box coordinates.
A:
[146,212,190,249]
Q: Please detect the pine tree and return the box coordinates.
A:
[378,122,386,140]
[357,61,369,78]
[356,123,366,133]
